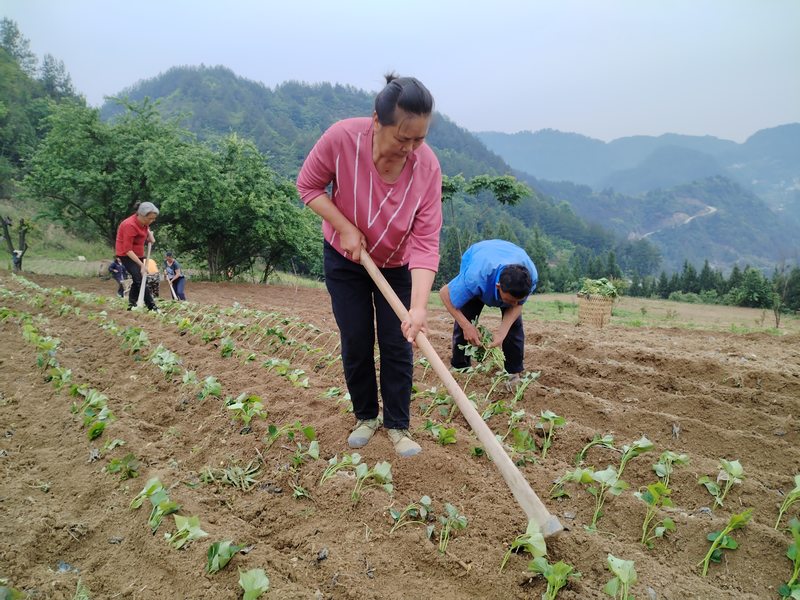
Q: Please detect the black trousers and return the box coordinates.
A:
[450,296,525,374]
[119,256,157,311]
[323,242,412,429]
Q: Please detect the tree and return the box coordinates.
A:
[657,271,670,298]
[680,260,699,293]
[0,18,37,76]
[156,135,320,280]
[698,259,715,292]
[733,267,773,308]
[24,99,181,245]
[39,53,76,99]
[464,174,531,206]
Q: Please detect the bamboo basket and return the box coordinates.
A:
[577,294,615,328]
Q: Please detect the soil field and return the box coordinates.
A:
[1,271,799,600]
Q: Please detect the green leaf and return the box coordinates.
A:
[606,553,637,585]
[206,540,245,574]
[238,568,270,600]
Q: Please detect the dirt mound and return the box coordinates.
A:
[1,272,798,599]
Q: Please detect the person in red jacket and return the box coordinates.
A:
[115,202,159,310]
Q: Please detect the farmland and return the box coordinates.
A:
[1,271,799,599]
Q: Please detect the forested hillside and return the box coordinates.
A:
[101,65,509,180]
[529,175,797,272]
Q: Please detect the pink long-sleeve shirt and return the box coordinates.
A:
[296,117,442,271]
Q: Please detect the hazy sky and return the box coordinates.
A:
[3,0,798,142]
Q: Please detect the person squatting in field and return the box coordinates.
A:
[439,239,539,387]
[296,74,442,457]
[115,201,159,311]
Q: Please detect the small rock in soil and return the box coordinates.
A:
[108,536,124,544]
[317,547,329,562]
[259,482,283,494]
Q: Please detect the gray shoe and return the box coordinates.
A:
[387,428,421,457]
[504,372,522,391]
[347,418,380,448]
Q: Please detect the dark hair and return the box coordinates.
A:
[374,73,434,125]
[499,265,532,299]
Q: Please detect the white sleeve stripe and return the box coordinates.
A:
[353,132,361,227]
[368,173,413,253]
[380,195,422,266]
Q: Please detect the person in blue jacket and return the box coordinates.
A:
[108,257,128,298]
[438,239,538,382]
[163,251,187,300]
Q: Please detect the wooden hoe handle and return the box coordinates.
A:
[136,242,152,308]
[360,251,563,537]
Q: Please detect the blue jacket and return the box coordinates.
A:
[108,260,127,281]
[446,240,538,308]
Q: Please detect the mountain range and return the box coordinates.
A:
[476,125,800,219]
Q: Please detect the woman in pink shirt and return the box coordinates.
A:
[296,74,442,457]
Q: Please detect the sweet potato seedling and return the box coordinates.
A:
[201,460,261,491]
[416,386,454,420]
[290,440,320,469]
[389,495,434,535]
[148,345,182,379]
[618,436,654,477]
[528,557,580,600]
[198,376,222,401]
[698,508,753,576]
[206,540,245,574]
[778,518,800,598]
[320,453,362,485]
[634,481,676,548]
[225,393,267,431]
[264,420,316,451]
[698,458,745,508]
[438,503,468,554]
[500,519,546,572]
[776,475,800,530]
[424,420,457,445]
[550,466,595,499]
[165,514,208,549]
[352,460,393,504]
[105,453,140,480]
[587,467,629,531]
[603,554,637,600]
[291,484,312,500]
[121,326,149,355]
[238,568,270,600]
[575,433,615,466]
[536,410,566,459]
[47,365,72,390]
[510,370,540,403]
[219,336,236,358]
[147,488,182,534]
[181,370,199,386]
[652,450,689,488]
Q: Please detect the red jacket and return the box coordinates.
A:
[115,214,149,257]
